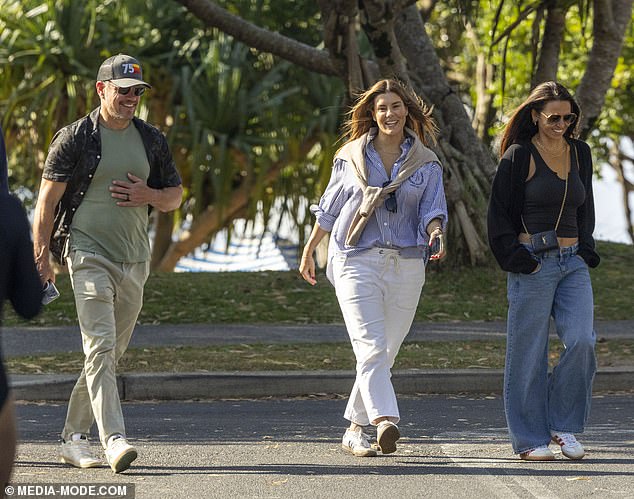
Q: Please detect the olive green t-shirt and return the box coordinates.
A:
[70,123,151,262]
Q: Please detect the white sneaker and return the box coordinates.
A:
[60,435,102,468]
[341,428,377,457]
[551,432,585,460]
[519,445,555,461]
[105,436,137,473]
[376,420,400,455]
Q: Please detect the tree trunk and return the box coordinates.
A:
[532,1,567,87]
[396,5,496,265]
[610,138,634,242]
[317,1,368,92]
[151,211,175,270]
[576,0,634,138]
[465,22,495,141]
[359,0,411,83]
[156,137,320,271]
[156,164,282,271]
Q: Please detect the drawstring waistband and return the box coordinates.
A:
[378,248,401,275]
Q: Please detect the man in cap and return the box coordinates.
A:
[33,54,183,473]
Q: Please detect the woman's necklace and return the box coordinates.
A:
[534,137,567,158]
[375,145,401,156]
[374,143,402,173]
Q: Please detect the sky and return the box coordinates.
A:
[594,164,632,244]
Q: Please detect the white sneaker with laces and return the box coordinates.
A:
[341,428,377,457]
[60,434,102,468]
[519,445,555,461]
[376,420,400,455]
[105,436,137,473]
[551,432,585,460]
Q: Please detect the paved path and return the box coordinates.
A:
[3,320,634,356]
[9,394,634,498]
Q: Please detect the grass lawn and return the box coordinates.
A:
[4,241,632,327]
[6,339,633,374]
[4,240,632,374]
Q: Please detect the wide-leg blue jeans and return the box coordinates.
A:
[504,244,596,454]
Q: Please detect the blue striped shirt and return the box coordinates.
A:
[311,134,448,260]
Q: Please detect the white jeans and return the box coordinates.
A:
[332,247,425,426]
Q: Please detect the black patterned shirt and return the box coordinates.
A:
[43,107,182,262]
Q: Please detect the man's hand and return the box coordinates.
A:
[110,173,151,207]
[111,173,183,212]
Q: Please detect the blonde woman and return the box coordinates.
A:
[300,79,447,457]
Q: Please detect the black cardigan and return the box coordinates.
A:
[487,138,600,274]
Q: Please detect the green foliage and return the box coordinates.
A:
[0,0,196,194]
[1,0,632,258]
[4,241,631,327]
[429,0,633,173]
[0,0,343,238]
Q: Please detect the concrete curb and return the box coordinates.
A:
[10,367,634,401]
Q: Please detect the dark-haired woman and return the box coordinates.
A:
[299,79,447,457]
[488,81,599,461]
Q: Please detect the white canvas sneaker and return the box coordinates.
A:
[551,432,585,460]
[60,435,102,468]
[376,420,400,455]
[519,445,555,461]
[341,428,377,457]
[105,436,137,473]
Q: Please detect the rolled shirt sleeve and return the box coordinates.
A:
[418,161,448,244]
[310,158,351,232]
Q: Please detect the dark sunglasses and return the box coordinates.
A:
[110,83,146,97]
[539,111,577,125]
[382,181,397,213]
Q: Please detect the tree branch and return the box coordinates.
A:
[491,1,544,47]
[360,0,411,83]
[317,1,367,92]
[174,0,342,77]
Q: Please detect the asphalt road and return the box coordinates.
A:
[8,393,634,499]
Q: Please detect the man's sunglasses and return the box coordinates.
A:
[109,83,146,97]
[540,111,577,125]
[382,181,397,213]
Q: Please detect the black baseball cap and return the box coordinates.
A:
[96,54,151,88]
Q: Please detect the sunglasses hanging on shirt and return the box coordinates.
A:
[382,181,397,213]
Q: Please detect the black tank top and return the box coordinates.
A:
[523,143,586,238]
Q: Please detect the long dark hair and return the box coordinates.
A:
[499,81,581,156]
[340,79,438,147]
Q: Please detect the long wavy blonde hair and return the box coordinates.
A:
[340,79,438,147]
